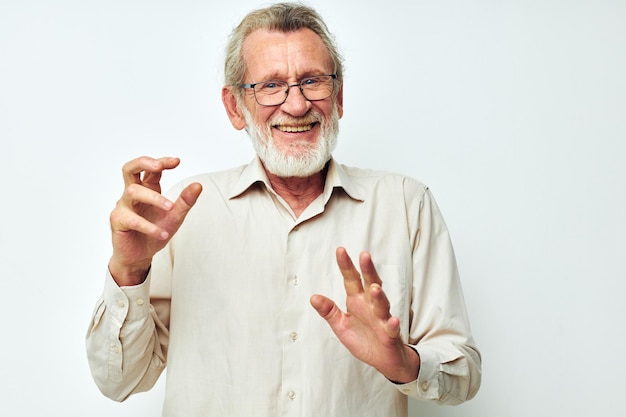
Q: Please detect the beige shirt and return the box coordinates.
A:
[86,157,481,417]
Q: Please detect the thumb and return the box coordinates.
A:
[310,294,342,326]
[179,182,203,209]
[162,183,202,238]
[171,183,203,221]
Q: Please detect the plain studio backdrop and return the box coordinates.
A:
[1,0,624,416]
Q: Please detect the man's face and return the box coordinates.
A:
[237,28,343,178]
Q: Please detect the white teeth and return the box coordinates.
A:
[276,124,313,132]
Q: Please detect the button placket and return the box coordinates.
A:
[282,224,309,414]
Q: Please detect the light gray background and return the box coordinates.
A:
[1,0,624,416]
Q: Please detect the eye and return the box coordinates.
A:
[301,77,319,86]
[259,81,285,90]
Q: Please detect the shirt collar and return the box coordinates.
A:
[228,156,270,199]
[324,158,365,202]
[228,156,364,202]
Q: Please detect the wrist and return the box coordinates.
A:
[386,345,421,384]
[108,258,151,287]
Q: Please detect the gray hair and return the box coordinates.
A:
[224,2,344,97]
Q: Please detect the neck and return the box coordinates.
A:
[265,165,328,218]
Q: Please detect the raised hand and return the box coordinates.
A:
[310,247,420,383]
[108,156,202,286]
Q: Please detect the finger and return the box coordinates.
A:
[122,156,160,186]
[385,316,402,340]
[141,169,163,187]
[122,183,174,211]
[121,156,181,187]
[359,251,383,288]
[141,156,181,186]
[310,294,344,327]
[370,284,392,321]
[370,285,400,339]
[111,206,169,239]
[336,247,364,296]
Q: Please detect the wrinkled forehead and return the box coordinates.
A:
[242,28,333,81]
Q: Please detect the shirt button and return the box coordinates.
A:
[292,276,299,286]
[112,345,120,353]
[136,298,144,306]
[421,382,430,392]
[117,300,125,308]
[290,332,298,342]
[288,391,296,400]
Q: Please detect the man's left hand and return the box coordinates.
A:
[310,247,420,383]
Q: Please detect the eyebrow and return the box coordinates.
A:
[248,70,331,83]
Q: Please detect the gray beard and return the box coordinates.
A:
[241,105,339,178]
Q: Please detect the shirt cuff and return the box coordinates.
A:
[103,270,152,322]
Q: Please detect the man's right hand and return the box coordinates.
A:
[108,156,203,286]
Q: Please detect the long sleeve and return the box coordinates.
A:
[394,185,482,404]
[86,272,169,401]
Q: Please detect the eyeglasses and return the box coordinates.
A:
[240,74,337,106]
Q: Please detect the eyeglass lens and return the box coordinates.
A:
[254,75,334,106]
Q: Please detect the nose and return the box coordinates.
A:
[281,83,311,116]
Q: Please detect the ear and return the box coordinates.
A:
[336,82,344,118]
[222,86,247,130]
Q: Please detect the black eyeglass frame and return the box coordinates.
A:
[240,74,338,107]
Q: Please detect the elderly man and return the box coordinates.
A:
[86,3,481,416]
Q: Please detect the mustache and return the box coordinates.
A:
[268,111,324,128]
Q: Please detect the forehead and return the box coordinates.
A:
[242,28,333,81]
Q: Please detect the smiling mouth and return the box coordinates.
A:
[274,122,317,133]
